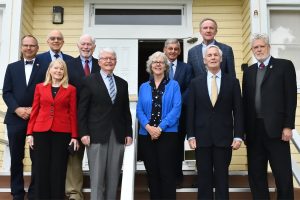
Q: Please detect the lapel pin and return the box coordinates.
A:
[36,63,39,67]
[270,65,272,69]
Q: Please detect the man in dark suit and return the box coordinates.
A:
[163,38,192,187]
[187,45,243,199]
[2,35,47,200]
[37,30,73,66]
[65,34,99,200]
[78,48,133,200]
[188,18,236,78]
[243,33,296,199]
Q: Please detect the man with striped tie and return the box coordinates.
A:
[78,48,133,200]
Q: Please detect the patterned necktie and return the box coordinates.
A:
[169,62,174,79]
[108,74,116,103]
[54,54,60,59]
[259,63,265,70]
[211,75,218,106]
[84,60,90,76]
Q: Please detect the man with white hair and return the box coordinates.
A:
[65,34,100,200]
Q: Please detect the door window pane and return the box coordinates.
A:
[95,9,182,25]
[270,10,300,90]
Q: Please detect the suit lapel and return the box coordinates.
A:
[196,44,205,73]
[199,76,211,108]
[95,73,112,104]
[28,60,41,86]
[173,62,182,80]
[261,56,274,85]
[54,86,67,103]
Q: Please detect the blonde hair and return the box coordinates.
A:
[44,59,69,88]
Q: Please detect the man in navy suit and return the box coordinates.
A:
[163,38,192,187]
[65,34,99,200]
[2,35,48,200]
[37,29,73,66]
[187,45,243,199]
[188,18,236,78]
[243,34,296,199]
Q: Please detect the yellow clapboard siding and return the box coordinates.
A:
[193,6,242,14]
[34,7,83,15]
[193,0,242,6]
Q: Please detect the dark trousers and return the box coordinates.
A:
[247,119,294,200]
[195,146,232,200]
[139,133,178,200]
[33,131,70,200]
[7,124,35,200]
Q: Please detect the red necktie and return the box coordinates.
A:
[84,60,90,76]
[259,63,265,70]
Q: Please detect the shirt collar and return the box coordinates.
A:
[257,55,271,68]
[202,40,215,47]
[168,59,177,67]
[207,69,221,79]
[24,58,35,64]
[100,69,113,78]
[80,56,92,63]
[50,50,62,57]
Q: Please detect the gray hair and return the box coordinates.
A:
[78,34,96,45]
[146,51,169,75]
[199,18,218,31]
[251,33,270,47]
[99,48,117,59]
[203,44,223,58]
[164,38,181,50]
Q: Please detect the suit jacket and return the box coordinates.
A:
[27,83,78,138]
[187,40,236,78]
[78,73,133,144]
[67,56,100,100]
[2,58,48,126]
[37,51,73,68]
[242,56,297,140]
[187,73,243,147]
[173,61,192,105]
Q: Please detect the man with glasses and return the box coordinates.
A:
[3,35,48,200]
[37,29,73,67]
[65,34,100,200]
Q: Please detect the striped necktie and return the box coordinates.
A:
[169,62,174,79]
[108,74,116,103]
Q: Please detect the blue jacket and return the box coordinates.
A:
[136,79,181,135]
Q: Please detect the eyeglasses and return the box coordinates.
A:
[152,61,165,65]
[100,57,116,61]
[49,37,63,41]
[22,44,37,48]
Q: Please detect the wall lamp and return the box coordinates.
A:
[53,6,64,24]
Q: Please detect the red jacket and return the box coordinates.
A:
[27,83,78,138]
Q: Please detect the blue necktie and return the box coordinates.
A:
[169,62,174,79]
[108,74,116,103]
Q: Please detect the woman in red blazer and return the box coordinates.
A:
[26,59,79,200]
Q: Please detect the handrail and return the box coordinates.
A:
[291,129,300,185]
[120,110,138,200]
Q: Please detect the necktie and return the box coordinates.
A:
[54,54,60,59]
[108,74,116,103]
[259,63,265,70]
[84,60,90,76]
[169,62,174,79]
[25,60,33,65]
[211,75,218,106]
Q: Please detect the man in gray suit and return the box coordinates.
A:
[188,18,236,78]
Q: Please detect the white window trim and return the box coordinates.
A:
[83,0,193,39]
[0,0,22,91]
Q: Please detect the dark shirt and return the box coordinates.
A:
[149,77,169,127]
[51,86,60,98]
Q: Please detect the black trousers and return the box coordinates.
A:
[33,131,70,200]
[139,133,178,200]
[195,146,232,200]
[7,123,35,200]
[247,119,294,200]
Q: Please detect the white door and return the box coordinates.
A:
[93,39,139,96]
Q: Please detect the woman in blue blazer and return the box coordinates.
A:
[137,51,181,199]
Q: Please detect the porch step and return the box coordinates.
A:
[1,171,300,200]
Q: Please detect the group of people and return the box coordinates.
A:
[2,17,297,200]
[3,31,132,200]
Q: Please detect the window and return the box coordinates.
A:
[95,9,182,25]
[269,9,300,89]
